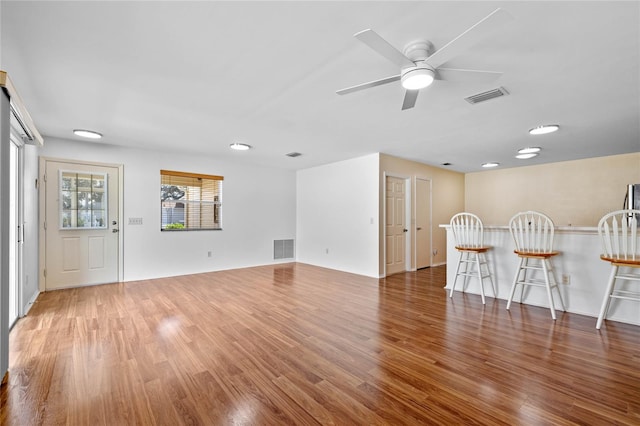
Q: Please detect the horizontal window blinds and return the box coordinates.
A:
[160,169,223,183]
[161,170,223,231]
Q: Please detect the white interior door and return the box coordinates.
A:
[44,160,120,290]
[386,176,407,276]
[416,178,431,269]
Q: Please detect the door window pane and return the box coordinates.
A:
[59,170,108,229]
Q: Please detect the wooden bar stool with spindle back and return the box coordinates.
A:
[506,211,566,320]
[449,212,494,304]
[596,209,640,329]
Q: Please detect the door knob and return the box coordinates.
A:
[112,229,119,233]
[417,227,422,231]
[403,229,408,232]
[112,220,118,225]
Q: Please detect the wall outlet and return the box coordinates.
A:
[562,274,571,285]
[325,248,329,254]
[207,251,213,258]
[433,249,438,256]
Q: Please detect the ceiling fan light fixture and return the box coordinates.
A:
[73,129,102,139]
[529,125,559,135]
[229,142,251,151]
[401,67,435,90]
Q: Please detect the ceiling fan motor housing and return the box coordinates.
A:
[400,40,436,90]
[403,40,433,62]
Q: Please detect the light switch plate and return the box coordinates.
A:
[128,217,143,225]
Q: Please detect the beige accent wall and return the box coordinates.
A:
[380,154,465,276]
[465,153,640,227]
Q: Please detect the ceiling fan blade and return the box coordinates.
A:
[354,29,415,68]
[401,90,419,110]
[425,8,513,69]
[336,74,401,95]
[436,68,503,83]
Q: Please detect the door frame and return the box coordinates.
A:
[38,156,124,291]
[382,172,411,277]
[414,176,433,270]
[9,132,24,324]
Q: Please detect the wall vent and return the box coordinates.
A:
[274,239,295,260]
[286,152,302,157]
[464,86,509,105]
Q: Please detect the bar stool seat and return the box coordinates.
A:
[596,209,640,329]
[449,212,494,304]
[506,211,566,320]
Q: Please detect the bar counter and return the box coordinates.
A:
[440,224,639,327]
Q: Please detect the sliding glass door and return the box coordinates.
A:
[9,135,23,327]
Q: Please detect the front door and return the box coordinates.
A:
[416,178,431,269]
[43,159,120,290]
[386,176,406,276]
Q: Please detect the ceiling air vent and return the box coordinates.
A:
[464,87,509,105]
[286,152,302,158]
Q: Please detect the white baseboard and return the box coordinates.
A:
[22,291,40,316]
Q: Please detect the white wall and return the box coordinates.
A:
[39,138,296,282]
[296,153,379,277]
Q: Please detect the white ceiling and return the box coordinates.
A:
[1,1,639,172]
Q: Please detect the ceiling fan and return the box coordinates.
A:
[336,8,513,110]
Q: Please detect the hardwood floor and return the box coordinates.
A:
[1,263,639,425]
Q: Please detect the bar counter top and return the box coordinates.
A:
[441,224,597,234]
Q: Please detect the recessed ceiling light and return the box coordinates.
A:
[73,129,102,139]
[229,143,251,151]
[518,147,541,154]
[482,162,500,168]
[529,125,559,135]
[516,153,539,159]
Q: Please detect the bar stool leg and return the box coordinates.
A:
[451,251,464,298]
[461,252,471,292]
[506,257,524,311]
[474,253,486,305]
[482,252,496,298]
[548,259,566,312]
[517,258,526,303]
[542,259,557,320]
[596,265,618,329]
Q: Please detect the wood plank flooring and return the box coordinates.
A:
[1,263,639,425]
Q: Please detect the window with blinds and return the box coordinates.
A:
[160,170,223,231]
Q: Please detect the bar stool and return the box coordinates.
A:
[506,211,566,319]
[449,212,494,304]
[596,209,640,329]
